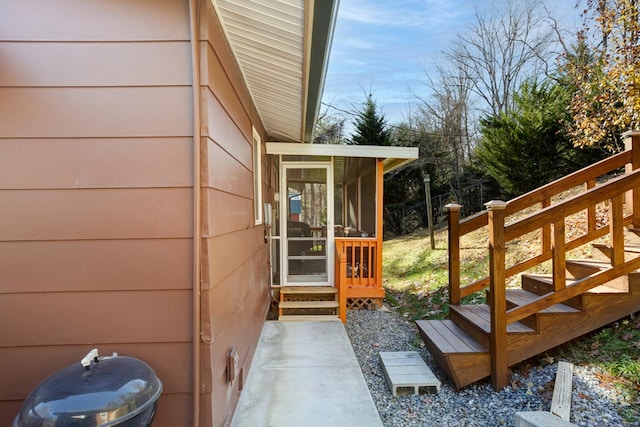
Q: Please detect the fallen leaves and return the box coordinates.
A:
[542,354,555,365]
[621,333,634,341]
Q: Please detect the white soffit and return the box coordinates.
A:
[213,0,305,142]
[266,142,419,173]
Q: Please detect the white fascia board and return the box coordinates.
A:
[266,142,418,159]
[266,142,418,174]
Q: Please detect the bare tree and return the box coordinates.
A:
[414,60,475,194]
[446,0,555,116]
[313,107,346,144]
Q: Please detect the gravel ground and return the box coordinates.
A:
[345,308,636,427]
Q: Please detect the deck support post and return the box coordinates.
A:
[486,200,508,391]
[610,193,625,266]
[586,179,597,235]
[446,204,462,305]
[552,219,566,292]
[542,197,551,254]
[624,130,640,228]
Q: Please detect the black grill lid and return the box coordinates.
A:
[14,349,162,427]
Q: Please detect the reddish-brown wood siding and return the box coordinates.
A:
[198,2,272,426]
[0,138,193,189]
[0,1,194,426]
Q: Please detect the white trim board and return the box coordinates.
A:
[266,142,419,174]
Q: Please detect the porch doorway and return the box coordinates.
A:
[281,164,333,286]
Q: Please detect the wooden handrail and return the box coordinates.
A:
[457,150,631,237]
[505,151,630,213]
[450,149,635,300]
[459,215,634,300]
[505,169,640,240]
[448,151,637,304]
[446,131,640,391]
[502,172,640,323]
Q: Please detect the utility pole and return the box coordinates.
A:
[423,173,435,249]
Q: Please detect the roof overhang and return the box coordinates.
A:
[213,0,339,143]
[266,142,419,174]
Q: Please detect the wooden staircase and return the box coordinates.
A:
[278,286,340,321]
[418,268,640,390]
[417,130,640,391]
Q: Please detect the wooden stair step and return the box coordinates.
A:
[279,300,339,309]
[594,243,640,252]
[588,284,629,293]
[278,315,340,322]
[450,304,535,334]
[415,320,487,353]
[566,259,637,289]
[415,320,490,389]
[522,274,577,288]
[523,274,628,294]
[505,289,581,314]
[624,227,640,244]
[591,243,640,261]
[280,286,337,295]
[566,258,613,270]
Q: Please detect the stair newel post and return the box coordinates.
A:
[446,204,462,306]
[338,244,348,324]
[486,200,508,391]
[624,130,640,228]
[552,219,566,292]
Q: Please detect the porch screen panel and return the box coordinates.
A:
[361,170,376,237]
[286,168,328,282]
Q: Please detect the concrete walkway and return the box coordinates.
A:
[231,320,383,427]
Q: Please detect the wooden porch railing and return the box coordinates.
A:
[447,130,640,390]
[335,238,383,322]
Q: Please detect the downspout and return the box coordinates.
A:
[188,0,202,426]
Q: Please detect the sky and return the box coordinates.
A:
[321,0,583,131]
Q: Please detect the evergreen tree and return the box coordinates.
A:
[477,79,605,197]
[351,94,391,146]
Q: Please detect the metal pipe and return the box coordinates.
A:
[188,0,202,425]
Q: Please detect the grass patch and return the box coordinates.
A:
[547,316,640,421]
